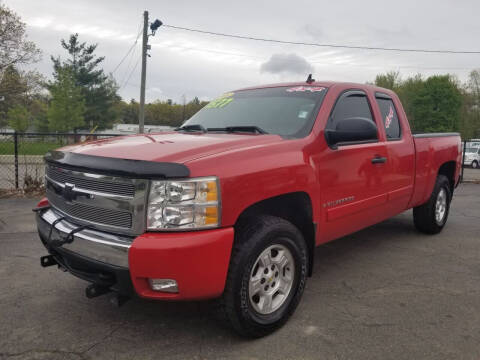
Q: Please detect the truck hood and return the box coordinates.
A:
[60,132,283,164]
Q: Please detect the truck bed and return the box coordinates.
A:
[409,132,462,208]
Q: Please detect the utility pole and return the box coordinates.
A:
[138,10,149,134]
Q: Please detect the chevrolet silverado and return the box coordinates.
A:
[35,81,461,337]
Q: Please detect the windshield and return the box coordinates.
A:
[183,86,327,138]
[466,148,477,153]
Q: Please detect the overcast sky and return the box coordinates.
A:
[6,0,480,103]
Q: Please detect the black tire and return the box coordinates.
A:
[472,160,478,169]
[413,175,451,234]
[219,215,308,338]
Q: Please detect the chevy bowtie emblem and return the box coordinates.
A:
[62,183,90,203]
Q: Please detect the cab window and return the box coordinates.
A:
[325,90,378,144]
[375,95,401,140]
[327,91,375,130]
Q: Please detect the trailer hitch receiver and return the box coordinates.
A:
[85,283,112,299]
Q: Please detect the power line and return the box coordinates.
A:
[112,28,143,73]
[146,42,474,70]
[120,41,139,84]
[163,24,480,55]
[309,61,474,71]
[120,54,142,89]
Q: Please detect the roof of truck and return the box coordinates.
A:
[234,81,395,95]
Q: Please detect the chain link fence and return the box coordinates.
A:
[0,132,120,192]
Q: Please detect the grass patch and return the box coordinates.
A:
[0,142,63,155]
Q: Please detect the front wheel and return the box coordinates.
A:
[413,175,452,234]
[472,160,478,169]
[220,215,308,338]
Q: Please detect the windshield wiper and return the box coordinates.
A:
[207,126,268,134]
[174,124,207,133]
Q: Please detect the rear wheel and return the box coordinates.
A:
[472,160,478,169]
[220,215,308,338]
[413,175,451,234]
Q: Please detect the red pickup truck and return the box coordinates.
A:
[35,81,461,337]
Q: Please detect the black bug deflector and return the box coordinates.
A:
[44,150,190,179]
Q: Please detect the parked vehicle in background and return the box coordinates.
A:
[466,139,480,148]
[35,80,461,337]
[464,147,480,168]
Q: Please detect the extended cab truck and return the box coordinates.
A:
[35,81,461,337]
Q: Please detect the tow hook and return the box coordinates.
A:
[40,255,58,267]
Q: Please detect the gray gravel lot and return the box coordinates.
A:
[1,184,480,360]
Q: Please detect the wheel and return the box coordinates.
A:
[472,160,478,169]
[413,175,451,234]
[220,215,308,338]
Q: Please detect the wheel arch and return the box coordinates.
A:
[438,161,456,194]
[234,191,316,276]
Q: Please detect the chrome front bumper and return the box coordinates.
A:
[37,208,133,268]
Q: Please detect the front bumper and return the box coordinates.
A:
[37,207,234,300]
[37,208,132,267]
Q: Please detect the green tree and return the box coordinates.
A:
[47,69,86,132]
[0,4,41,74]
[0,65,26,127]
[30,98,49,132]
[374,71,401,91]
[114,97,207,127]
[7,104,31,132]
[51,34,120,130]
[0,65,45,129]
[185,97,208,120]
[373,72,466,134]
[395,74,424,131]
[115,99,139,124]
[460,70,480,138]
[412,75,462,133]
[468,70,480,99]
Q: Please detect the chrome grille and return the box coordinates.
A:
[47,166,135,197]
[45,164,148,235]
[48,193,132,228]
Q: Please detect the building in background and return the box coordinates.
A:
[109,124,174,134]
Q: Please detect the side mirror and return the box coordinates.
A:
[325,117,378,148]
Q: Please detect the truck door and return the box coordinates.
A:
[319,90,390,242]
[374,93,415,213]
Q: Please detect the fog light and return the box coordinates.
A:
[148,278,178,293]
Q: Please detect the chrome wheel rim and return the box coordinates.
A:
[435,188,447,225]
[248,244,295,315]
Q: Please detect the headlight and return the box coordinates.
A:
[147,177,220,230]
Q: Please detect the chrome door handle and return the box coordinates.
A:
[371,156,387,164]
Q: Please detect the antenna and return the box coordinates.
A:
[306,74,315,84]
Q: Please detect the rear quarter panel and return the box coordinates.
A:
[409,135,461,207]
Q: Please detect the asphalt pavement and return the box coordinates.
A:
[1,184,480,360]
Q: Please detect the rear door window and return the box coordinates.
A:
[375,95,401,140]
